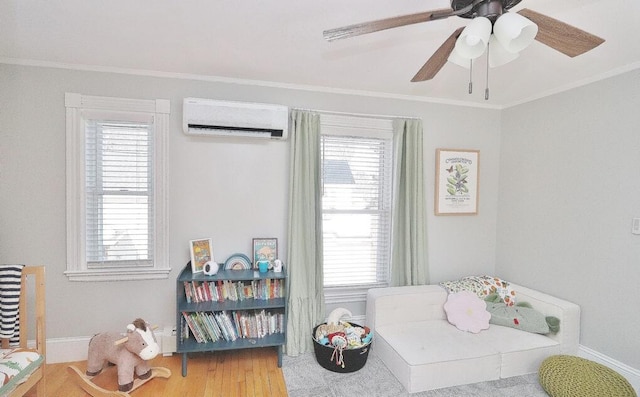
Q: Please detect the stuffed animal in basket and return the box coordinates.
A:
[86,318,160,392]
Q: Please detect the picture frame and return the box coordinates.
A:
[435,149,480,216]
[189,238,214,274]
[252,238,278,268]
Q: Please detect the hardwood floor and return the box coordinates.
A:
[25,347,288,397]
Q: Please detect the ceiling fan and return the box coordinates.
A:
[323,0,605,83]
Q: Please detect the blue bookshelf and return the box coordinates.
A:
[176,263,287,376]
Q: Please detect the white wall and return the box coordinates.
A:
[497,69,640,369]
[0,63,501,341]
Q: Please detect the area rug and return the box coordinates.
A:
[282,352,549,397]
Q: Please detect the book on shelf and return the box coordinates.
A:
[182,309,285,344]
[183,279,284,303]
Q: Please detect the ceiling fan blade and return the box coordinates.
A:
[323,8,454,41]
[411,27,464,82]
[517,8,605,57]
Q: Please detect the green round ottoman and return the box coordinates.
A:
[539,355,637,397]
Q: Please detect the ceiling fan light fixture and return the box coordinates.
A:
[322,2,604,91]
[455,16,492,59]
[493,12,538,53]
[488,34,519,67]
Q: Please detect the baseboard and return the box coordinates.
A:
[578,345,640,394]
[46,326,177,364]
[46,336,92,364]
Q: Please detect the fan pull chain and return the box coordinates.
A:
[468,59,473,94]
[485,41,490,100]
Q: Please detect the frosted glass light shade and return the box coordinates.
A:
[488,34,519,67]
[455,16,492,59]
[493,12,538,53]
[448,47,475,69]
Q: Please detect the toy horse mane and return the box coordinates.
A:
[132,318,147,332]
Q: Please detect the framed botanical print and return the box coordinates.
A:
[435,149,480,215]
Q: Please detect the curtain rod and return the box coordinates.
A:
[291,107,420,121]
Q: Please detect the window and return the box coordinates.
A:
[65,93,170,281]
[320,114,394,291]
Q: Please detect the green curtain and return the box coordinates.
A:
[285,110,325,356]
[391,118,429,286]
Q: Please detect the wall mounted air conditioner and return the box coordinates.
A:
[183,98,289,140]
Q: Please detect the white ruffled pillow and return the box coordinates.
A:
[443,290,491,333]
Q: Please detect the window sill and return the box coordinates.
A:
[324,283,388,304]
[65,267,171,282]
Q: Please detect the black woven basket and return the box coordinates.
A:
[312,323,372,373]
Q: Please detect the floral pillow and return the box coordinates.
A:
[443,291,491,333]
[474,276,517,306]
[439,278,485,296]
[440,275,517,306]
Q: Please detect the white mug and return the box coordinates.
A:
[273,259,283,273]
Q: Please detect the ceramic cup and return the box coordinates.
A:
[257,260,269,273]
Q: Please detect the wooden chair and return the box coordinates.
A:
[0,266,46,396]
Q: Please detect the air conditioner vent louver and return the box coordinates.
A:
[183,98,289,140]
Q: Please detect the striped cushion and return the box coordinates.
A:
[0,265,24,344]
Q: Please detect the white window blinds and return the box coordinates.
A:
[321,115,394,288]
[85,119,154,267]
[66,93,169,281]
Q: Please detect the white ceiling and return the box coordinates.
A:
[2,0,639,108]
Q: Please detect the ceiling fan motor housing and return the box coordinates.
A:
[452,0,523,20]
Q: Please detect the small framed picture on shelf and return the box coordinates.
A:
[252,238,278,268]
[189,238,214,274]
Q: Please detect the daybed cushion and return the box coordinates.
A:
[375,320,501,392]
[367,282,581,393]
[474,323,561,378]
[374,320,561,392]
[0,348,44,394]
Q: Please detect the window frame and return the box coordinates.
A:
[65,93,170,281]
[319,113,394,303]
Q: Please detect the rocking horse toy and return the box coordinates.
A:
[68,318,171,397]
